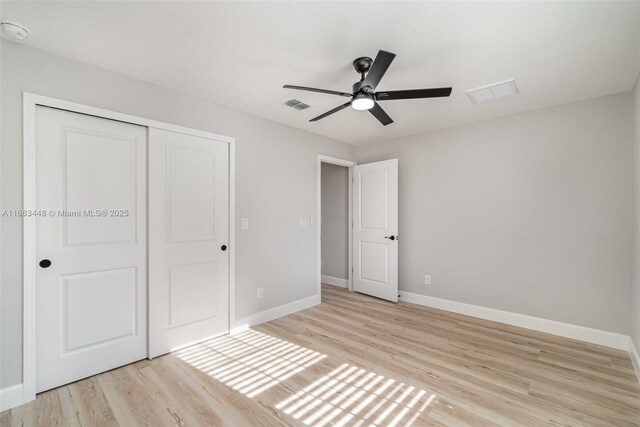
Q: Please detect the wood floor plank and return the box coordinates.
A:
[54,387,82,427]
[97,364,175,426]
[66,377,118,427]
[2,284,639,426]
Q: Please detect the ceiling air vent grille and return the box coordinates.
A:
[465,80,518,103]
[284,99,310,110]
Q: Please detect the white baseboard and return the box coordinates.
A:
[0,383,24,412]
[321,275,348,288]
[630,338,640,384]
[399,291,630,351]
[231,294,320,334]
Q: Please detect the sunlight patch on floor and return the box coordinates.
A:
[276,363,436,427]
[175,330,434,425]
[175,329,326,398]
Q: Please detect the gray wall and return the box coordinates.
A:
[0,40,356,388]
[321,163,349,280]
[357,93,633,334]
[633,76,640,350]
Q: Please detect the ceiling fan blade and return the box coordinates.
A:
[369,102,393,126]
[284,85,352,98]
[375,87,452,101]
[310,101,352,122]
[362,50,396,91]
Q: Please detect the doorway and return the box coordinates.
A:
[317,155,356,296]
[317,155,399,303]
[321,162,350,289]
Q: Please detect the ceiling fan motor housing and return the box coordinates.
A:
[354,82,375,94]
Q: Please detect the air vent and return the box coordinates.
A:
[284,99,310,111]
[465,80,518,104]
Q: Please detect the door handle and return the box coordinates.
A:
[221,245,227,251]
[384,235,398,241]
[39,259,52,268]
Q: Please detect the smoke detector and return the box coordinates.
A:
[465,80,518,103]
[284,99,310,111]
[1,21,29,41]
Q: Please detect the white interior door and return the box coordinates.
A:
[36,107,147,393]
[148,128,229,358]
[353,159,398,302]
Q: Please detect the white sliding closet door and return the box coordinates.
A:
[35,107,148,393]
[148,128,230,358]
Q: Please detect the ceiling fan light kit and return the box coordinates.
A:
[284,50,452,126]
[352,93,375,111]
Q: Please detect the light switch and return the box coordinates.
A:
[299,216,309,227]
[241,217,249,230]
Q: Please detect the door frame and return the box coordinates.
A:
[21,92,236,406]
[317,155,357,295]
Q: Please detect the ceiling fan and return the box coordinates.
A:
[283,50,452,126]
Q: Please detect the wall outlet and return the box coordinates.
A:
[257,287,264,299]
[424,275,431,285]
[241,217,249,230]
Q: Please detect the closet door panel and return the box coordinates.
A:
[148,128,229,358]
[35,106,147,392]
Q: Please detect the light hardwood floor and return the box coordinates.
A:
[2,284,639,426]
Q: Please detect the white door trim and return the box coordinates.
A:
[317,155,357,296]
[20,92,236,409]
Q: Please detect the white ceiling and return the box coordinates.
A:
[2,1,639,145]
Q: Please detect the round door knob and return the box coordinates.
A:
[221,245,227,251]
[39,259,52,268]
[384,235,396,241]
